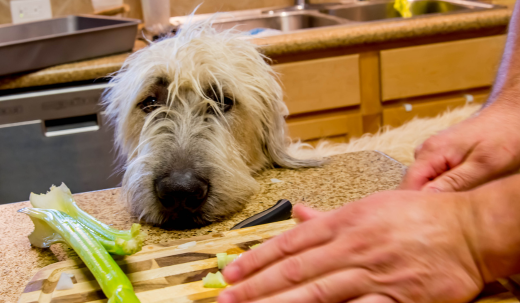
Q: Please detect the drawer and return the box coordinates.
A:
[382,93,488,128]
[287,112,363,141]
[0,113,121,204]
[273,54,361,115]
[381,35,506,101]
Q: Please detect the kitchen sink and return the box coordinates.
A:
[169,0,502,36]
[321,0,494,22]
[212,11,348,32]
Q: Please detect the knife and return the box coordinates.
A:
[230,199,293,230]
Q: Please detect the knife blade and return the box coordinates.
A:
[230,199,292,230]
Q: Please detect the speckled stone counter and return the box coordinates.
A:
[0,8,511,91]
[0,151,405,302]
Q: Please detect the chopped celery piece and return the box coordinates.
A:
[216,253,227,270]
[226,254,238,267]
[216,253,238,270]
[19,208,140,303]
[29,183,144,255]
[249,243,261,249]
[202,271,228,288]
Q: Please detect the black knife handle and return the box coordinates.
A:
[230,199,292,230]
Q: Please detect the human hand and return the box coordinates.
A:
[400,105,520,192]
[218,191,486,303]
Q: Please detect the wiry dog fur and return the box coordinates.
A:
[289,104,481,166]
[104,17,480,228]
[103,19,324,228]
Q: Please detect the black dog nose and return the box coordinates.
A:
[155,170,209,212]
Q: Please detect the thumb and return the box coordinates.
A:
[422,162,484,192]
[293,204,323,223]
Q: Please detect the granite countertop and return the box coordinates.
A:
[0,8,511,91]
[0,151,405,302]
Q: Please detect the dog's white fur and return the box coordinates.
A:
[289,104,481,166]
[103,17,480,227]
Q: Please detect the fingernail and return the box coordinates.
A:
[218,290,236,303]
[423,186,441,193]
[223,264,243,283]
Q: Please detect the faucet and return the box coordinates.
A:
[295,0,313,9]
[264,0,336,13]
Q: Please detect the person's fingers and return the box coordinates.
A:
[414,143,424,159]
[221,241,368,302]
[293,204,323,222]
[399,154,451,190]
[421,160,489,192]
[400,136,472,191]
[223,214,335,284]
[219,269,372,303]
[348,294,397,303]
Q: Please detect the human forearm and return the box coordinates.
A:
[469,174,520,282]
[486,0,520,109]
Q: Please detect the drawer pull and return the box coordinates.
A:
[44,114,99,137]
[404,103,413,112]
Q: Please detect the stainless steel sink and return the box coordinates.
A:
[169,0,502,36]
[212,11,348,33]
[321,0,495,22]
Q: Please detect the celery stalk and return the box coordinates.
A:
[19,207,140,303]
[29,184,144,255]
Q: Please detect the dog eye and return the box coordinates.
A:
[138,96,161,114]
[219,96,234,112]
[206,95,234,115]
[205,88,234,115]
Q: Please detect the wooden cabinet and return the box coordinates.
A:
[287,112,363,142]
[382,92,488,128]
[273,54,361,115]
[274,34,506,144]
[380,35,506,101]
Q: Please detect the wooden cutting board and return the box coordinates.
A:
[18,219,520,303]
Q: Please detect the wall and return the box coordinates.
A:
[0,0,10,24]
[123,0,295,20]
[0,0,94,24]
[0,0,296,24]
[1,0,515,26]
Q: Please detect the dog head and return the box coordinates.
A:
[103,20,323,228]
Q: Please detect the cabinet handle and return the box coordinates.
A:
[43,114,99,137]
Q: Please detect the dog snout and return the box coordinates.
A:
[155,170,209,212]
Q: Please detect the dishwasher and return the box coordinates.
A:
[0,80,122,204]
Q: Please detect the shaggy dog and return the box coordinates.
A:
[103,18,480,228]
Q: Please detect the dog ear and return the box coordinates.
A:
[262,105,326,169]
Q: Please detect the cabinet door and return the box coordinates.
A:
[382,93,488,128]
[287,112,363,142]
[380,35,505,101]
[273,54,361,115]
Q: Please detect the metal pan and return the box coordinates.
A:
[0,15,140,76]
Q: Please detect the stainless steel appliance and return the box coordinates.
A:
[0,15,139,76]
[0,81,122,204]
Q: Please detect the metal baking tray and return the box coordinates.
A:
[0,15,140,76]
